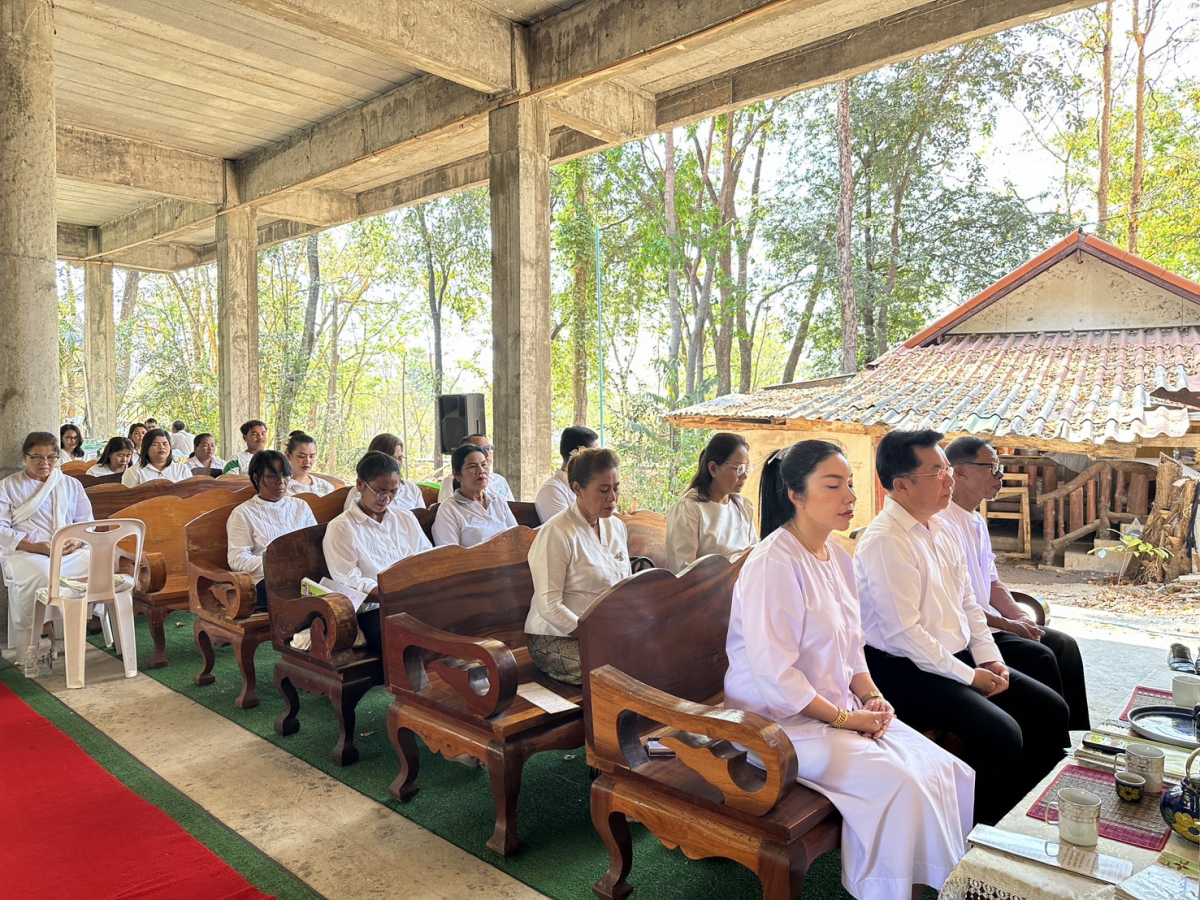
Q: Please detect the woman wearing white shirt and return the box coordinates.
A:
[284,431,334,497]
[343,433,424,512]
[126,423,147,466]
[665,432,759,573]
[59,424,90,464]
[437,434,513,502]
[122,430,193,486]
[432,443,517,548]
[0,432,93,657]
[226,450,316,612]
[534,425,597,523]
[725,441,972,900]
[87,437,136,477]
[323,451,432,650]
[186,433,225,472]
[525,447,629,685]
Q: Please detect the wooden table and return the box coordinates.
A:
[941,669,1193,900]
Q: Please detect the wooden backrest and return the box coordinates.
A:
[87,479,253,519]
[77,472,123,488]
[184,503,242,572]
[296,486,351,524]
[376,527,537,650]
[120,490,248,591]
[577,553,746,748]
[411,504,438,541]
[617,509,667,568]
[418,484,439,508]
[188,467,223,478]
[509,500,540,529]
[310,471,346,488]
[61,460,91,476]
[262,522,332,605]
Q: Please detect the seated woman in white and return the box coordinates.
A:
[222,419,268,475]
[438,434,513,502]
[59,423,91,463]
[534,425,597,524]
[725,441,972,900]
[126,423,146,466]
[343,433,424,512]
[86,437,135,477]
[665,431,759,573]
[525,448,629,685]
[226,450,317,612]
[0,432,94,658]
[323,451,432,651]
[185,433,225,472]
[284,431,334,497]
[122,429,192,486]
[431,443,517,548]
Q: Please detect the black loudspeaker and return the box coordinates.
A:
[436,393,486,455]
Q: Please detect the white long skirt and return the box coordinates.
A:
[2,549,91,652]
[791,719,973,900]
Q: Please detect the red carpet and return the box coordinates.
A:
[0,681,271,900]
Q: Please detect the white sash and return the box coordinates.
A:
[12,469,67,531]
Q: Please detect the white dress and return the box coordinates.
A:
[0,472,93,651]
[121,462,193,487]
[431,490,517,548]
[438,471,513,503]
[225,495,317,584]
[323,503,432,612]
[286,476,334,498]
[725,529,973,900]
[664,488,758,573]
[534,469,574,523]
[343,480,425,513]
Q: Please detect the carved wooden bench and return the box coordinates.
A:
[117,487,253,668]
[377,526,584,857]
[577,554,841,900]
[61,460,92,477]
[76,472,124,488]
[86,476,251,520]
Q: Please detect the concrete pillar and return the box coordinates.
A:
[0,0,58,474]
[84,229,117,441]
[216,206,260,459]
[489,99,552,501]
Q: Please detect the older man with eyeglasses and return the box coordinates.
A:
[941,436,1090,732]
[854,429,1069,826]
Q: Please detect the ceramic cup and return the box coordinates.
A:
[1044,788,1101,847]
[1174,674,1200,708]
[1115,743,1166,795]
[1115,771,1145,803]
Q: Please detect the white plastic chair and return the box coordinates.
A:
[30,519,145,689]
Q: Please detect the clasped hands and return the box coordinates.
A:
[970,661,1010,698]
[845,695,895,740]
[24,539,85,557]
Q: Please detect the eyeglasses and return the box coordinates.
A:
[26,454,58,465]
[960,462,1005,477]
[722,462,755,477]
[261,471,291,482]
[904,466,953,482]
[474,445,495,454]
[363,483,398,501]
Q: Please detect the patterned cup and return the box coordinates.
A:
[1116,771,1145,803]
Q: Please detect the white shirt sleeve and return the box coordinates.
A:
[226,506,264,582]
[499,498,518,530]
[431,502,459,547]
[534,474,569,523]
[528,525,580,635]
[953,538,1003,667]
[121,467,140,487]
[71,480,94,524]
[437,476,454,503]
[323,515,376,595]
[0,480,24,551]
[665,497,701,573]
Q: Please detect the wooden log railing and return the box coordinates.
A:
[1038,460,1156,564]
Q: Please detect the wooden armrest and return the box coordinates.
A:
[1011,590,1049,626]
[117,547,167,594]
[273,592,359,662]
[388,612,519,718]
[590,664,797,816]
[188,559,259,620]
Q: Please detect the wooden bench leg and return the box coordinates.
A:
[757,841,808,900]
[232,633,260,710]
[387,702,421,802]
[193,621,216,686]
[329,680,371,767]
[484,741,526,857]
[274,668,301,737]
[590,775,633,900]
[145,607,170,669]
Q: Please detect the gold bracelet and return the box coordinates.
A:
[831,708,849,729]
[859,690,882,704]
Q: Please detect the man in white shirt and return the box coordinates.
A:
[223,419,268,474]
[534,425,598,523]
[942,437,1090,731]
[854,429,1069,826]
[169,420,195,458]
[437,434,513,502]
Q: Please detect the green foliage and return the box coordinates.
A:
[1088,530,1171,561]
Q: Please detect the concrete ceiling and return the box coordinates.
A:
[54,0,1098,273]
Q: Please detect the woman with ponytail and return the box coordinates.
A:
[724,440,972,900]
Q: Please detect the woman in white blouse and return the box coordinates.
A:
[185,433,225,472]
[126,423,147,466]
[725,441,972,900]
[122,429,193,486]
[533,425,598,523]
[226,450,317,612]
[342,433,424,512]
[86,437,135,477]
[665,432,758,573]
[284,431,334,497]
[525,447,629,685]
[437,434,513,502]
[0,432,93,658]
[59,424,90,464]
[323,451,432,650]
[431,443,517,548]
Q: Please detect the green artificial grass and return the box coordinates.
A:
[0,663,322,900]
[87,614,864,900]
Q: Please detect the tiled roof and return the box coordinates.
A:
[669,327,1200,445]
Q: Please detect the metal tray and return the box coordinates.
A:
[1128,705,1200,750]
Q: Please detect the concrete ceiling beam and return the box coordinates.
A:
[551,81,655,143]
[92,198,219,259]
[255,188,359,226]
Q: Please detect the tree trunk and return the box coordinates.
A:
[836,80,859,374]
[782,265,825,383]
[417,206,444,398]
[1097,0,1114,240]
[324,297,339,471]
[572,160,591,424]
[276,234,321,443]
[1128,0,1154,253]
[664,130,683,404]
[116,269,140,403]
[737,134,767,393]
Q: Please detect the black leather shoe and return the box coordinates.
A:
[1168,643,1195,673]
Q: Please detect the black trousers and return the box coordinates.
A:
[992,628,1091,731]
[254,579,268,612]
[865,645,1070,826]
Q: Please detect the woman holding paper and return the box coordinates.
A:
[322,451,432,651]
[0,432,94,659]
[225,450,316,612]
[524,448,629,685]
